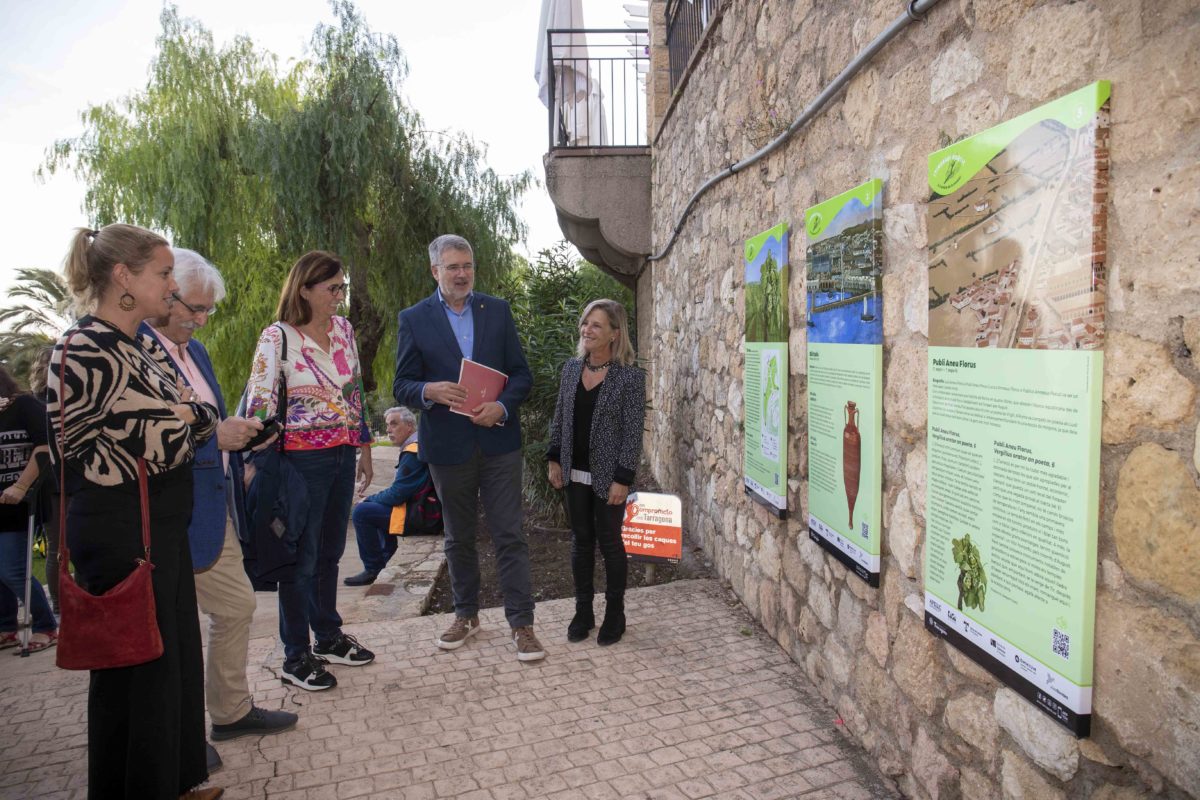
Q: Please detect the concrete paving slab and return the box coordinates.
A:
[0,579,897,799]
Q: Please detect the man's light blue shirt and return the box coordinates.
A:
[439,286,475,361]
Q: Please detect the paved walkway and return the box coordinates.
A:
[0,448,897,800]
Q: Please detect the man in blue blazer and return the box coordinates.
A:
[145,249,298,768]
[393,234,544,661]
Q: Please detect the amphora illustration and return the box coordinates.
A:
[843,401,862,528]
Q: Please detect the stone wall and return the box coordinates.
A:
[642,1,1199,798]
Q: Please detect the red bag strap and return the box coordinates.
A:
[137,458,151,560]
[57,331,152,571]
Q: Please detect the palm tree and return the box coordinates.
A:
[0,268,72,385]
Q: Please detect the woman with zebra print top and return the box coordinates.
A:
[47,224,222,800]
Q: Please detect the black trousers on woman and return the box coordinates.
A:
[565,482,628,603]
[67,467,207,799]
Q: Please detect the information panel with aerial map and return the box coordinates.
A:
[923,81,1110,737]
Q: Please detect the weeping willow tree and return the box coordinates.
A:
[43,2,531,402]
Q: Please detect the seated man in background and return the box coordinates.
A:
[344,406,440,586]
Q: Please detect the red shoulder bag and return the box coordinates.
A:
[55,331,164,671]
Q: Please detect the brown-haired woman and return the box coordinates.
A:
[47,224,222,799]
[244,251,375,691]
[546,299,645,646]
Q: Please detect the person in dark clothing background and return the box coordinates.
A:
[0,363,57,653]
[27,346,61,615]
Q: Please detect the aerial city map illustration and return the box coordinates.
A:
[928,89,1110,351]
[805,191,884,346]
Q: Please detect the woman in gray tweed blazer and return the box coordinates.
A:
[547,299,645,646]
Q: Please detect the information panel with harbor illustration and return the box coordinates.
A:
[805,178,884,586]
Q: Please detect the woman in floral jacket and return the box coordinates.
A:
[244,251,375,691]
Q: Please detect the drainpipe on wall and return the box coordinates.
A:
[647,0,946,263]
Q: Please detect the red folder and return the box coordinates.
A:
[452,358,508,418]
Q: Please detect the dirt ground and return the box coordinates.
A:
[425,510,713,615]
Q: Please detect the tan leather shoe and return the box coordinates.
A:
[180,788,224,800]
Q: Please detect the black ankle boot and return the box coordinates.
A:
[567,602,594,642]
[597,598,625,646]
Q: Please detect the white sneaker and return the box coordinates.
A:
[512,626,546,662]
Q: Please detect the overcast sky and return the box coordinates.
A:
[0,0,630,295]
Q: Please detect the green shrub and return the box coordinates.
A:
[500,243,634,526]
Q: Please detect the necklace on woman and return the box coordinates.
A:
[583,358,611,372]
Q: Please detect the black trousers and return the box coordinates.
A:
[67,467,207,799]
[429,447,533,627]
[565,482,628,603]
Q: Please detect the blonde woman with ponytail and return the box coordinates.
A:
[47,225,223,799]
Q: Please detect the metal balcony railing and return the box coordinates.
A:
[545,28,649,150]
[665,0,718,92]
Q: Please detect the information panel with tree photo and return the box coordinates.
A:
[743,223,790,517]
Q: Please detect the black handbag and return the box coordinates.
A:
[402,475,444,536]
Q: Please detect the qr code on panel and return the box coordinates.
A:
[1051,628,1070,660]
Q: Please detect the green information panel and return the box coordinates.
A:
[924,82,1110,737]
[743,223,789,517]
[804,179,884,585]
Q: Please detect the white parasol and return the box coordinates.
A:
[535,0,607,146]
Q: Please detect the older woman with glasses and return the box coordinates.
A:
[243,251,375,692]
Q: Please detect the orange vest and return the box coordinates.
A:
[387,442,421,535]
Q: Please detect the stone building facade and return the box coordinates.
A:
[638,1,1199,798]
